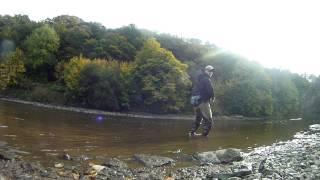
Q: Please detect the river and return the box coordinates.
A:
[0,100,314,166]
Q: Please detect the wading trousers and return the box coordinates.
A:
[190,101,213,136]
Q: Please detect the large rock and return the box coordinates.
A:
[215,148,242,163]
[0,150,16,160]
[174,153,194,162]
[310,124,320,132]
[193,151,221,164]
[134,154,175,168]
[103,158,128,169]
[231,167,252,177]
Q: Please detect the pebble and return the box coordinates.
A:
[54,163,64,168]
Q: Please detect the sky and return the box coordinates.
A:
[1,0,320,75]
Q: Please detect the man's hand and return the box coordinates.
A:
[210,97,215,105]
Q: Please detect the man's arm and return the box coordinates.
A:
[204,78,214,99]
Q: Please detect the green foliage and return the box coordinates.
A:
[29,85,65,103]
[24,24,60,68]
[51,16,90,60]
[303,76,320,119]
[77,62,119,110]
[154,33,213,62]
[50,16,140,61]
[267,69,299,117]
[63,55,90,91]
[64,56,131,110]
[0,48,25,90]
[1,14,317,118]
[291,74,310,115]
[118,24,144,49]
[101,32,136,60]
[132,39,191,113]
[215,55,273,116]
[0,15,36,48]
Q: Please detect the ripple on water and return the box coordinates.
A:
[84,145,98,148]
[41,149,58,152]
[3,134,16,137]
[46,153,59,156]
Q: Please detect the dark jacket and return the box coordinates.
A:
[192,72,214,102]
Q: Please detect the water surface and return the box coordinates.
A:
[0,100,313,165]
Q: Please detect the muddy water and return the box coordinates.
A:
[0,100,313,166]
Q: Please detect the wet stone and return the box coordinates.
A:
[62,153,72,160]
[54,163,64,168]
[103,157,128,169]
[231,167,252,177]
[193,151,220,164]
[244,173,262,180]
[96,167,129,180]
[228,177,242,180]
[310,124,320,131]
[132,167,167,180]
[215,148,242,163]
[134,154,175,168]
[173,153,194,162]
[0,151,16,160]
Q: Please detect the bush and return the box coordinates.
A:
[63,56,132,111]
[0,48,25,90]
[28,84,66,104]
[131,39,191,113]
[63,55,90,91]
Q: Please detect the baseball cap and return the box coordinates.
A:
[205,65,215,72]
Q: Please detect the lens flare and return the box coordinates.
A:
[95,115,104,122]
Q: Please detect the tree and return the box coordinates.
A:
[24,24,60,80]
[291,73,310,115]
[0,15,36,48]
[51,15,86,61]
[63,55,90,91]
[63,56,131,110]
[267,69,299,117]
[132,39,191,113]
[0,48,25,90]
[117,24,145,59]
[77,62,121,110]
[303,76,320,120]
[220,59,273,116]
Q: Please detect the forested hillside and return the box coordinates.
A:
[0,15,319,118]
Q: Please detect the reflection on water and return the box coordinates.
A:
[0,100,314,165]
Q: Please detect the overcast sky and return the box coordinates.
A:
[1,0,320,75]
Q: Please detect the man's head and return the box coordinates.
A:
[204,65,214,77]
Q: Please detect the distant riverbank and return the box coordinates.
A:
[0,97,263,121]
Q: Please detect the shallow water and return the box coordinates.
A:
[0,100,314,166]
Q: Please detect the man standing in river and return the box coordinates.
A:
[189,65,215,137]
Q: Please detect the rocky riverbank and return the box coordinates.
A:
[0,124,319,179]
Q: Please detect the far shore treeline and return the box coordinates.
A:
[0,15,319,119]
